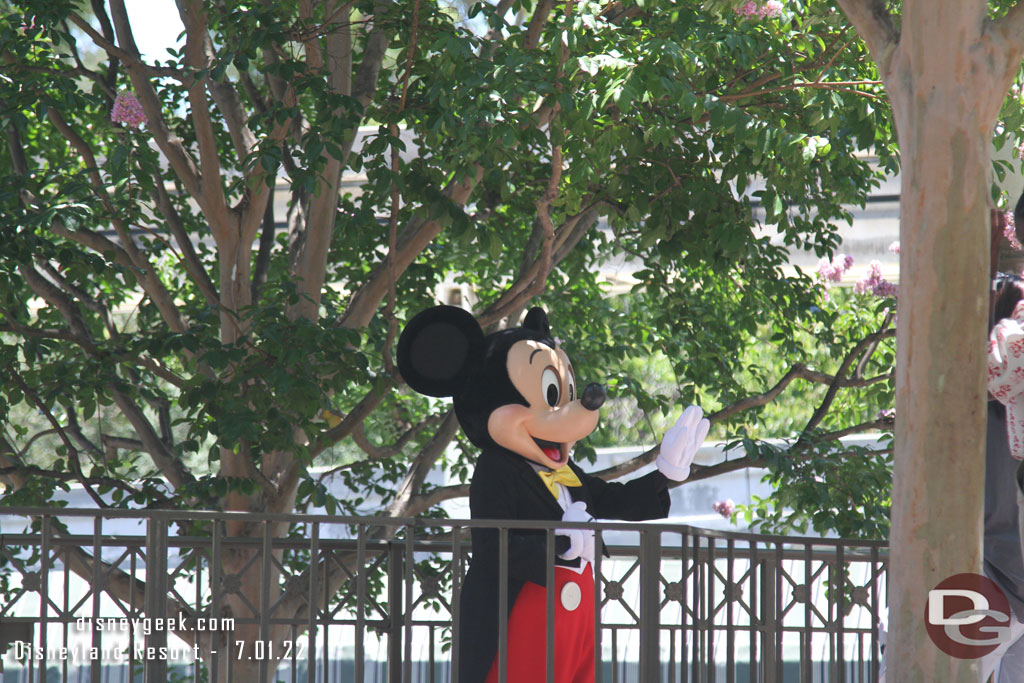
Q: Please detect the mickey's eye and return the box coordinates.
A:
[542,367,561,407]
[568,374,575,403]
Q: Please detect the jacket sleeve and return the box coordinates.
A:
[469,456,568,587]
[576,467,671,521]
[989,301,1024,405]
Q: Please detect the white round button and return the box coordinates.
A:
[560,581,582,611]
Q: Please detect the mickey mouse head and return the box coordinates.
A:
[397,306,606,469]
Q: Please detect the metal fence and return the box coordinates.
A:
[0,508,887,683]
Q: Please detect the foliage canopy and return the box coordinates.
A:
[0,0,902,541]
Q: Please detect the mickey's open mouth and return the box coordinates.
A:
[533,437,567,465]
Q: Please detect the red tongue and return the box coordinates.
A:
[543,446,562,463]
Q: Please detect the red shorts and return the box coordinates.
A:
[485,565,595,683]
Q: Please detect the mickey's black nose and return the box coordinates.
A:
[580,383,606,411]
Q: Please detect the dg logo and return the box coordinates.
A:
[925,573,1013,659]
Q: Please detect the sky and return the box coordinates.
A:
[123,0,184,61]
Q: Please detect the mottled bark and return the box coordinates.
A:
[836,0,1024,679]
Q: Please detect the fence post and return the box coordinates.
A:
[144,516,168,683]
[761,555,778,683]
[639,529,662,682]
[388,539,404,683]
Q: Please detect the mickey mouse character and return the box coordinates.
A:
[397,305,709,683]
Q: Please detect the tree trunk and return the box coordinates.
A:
[890,103,991,683]
[834,0,1024,679]
[885,4,1010,679]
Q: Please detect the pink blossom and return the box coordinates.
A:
[876,408,895,421]
[816,253,853,284]
[760,0,784,17]
[734,0,783,19]
[877,281,898,297]
[712,499,735,519]
[854,260,898,298]
[735,1,761,17]
[888,241,900,254]
[111,90,146,129]
[1005,211,1023,251]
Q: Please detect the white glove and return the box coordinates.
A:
[557,501,595,564]
[656,405,710,481]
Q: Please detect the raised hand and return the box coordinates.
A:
[656,405,711,482]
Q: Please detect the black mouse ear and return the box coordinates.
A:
[522,307,550,336]
[397,306,484,397]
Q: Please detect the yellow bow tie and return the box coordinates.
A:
[537,466,582,499]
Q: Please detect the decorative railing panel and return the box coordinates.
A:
[0,508,886,682]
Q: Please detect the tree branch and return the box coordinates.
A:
[17,263,195,490]
[798,322,896,443]
[313,416,442,485]
[833,0,900,73]
[287,0,383,322]
[35,260,117,338]
[337,165,484,328]
[5,366,107,508]
[989,1,1024,47]
[349,413,441,464]
[104,2,204,203]
[0,317,187,390]
[207,78,257,162]
[102,434,145,451]
[275,382,394,505]
[386,411,459,517]
[48,220,135,271]
[67,12,184,80]
[62,544,198,646]
[683,419,892,484]
[149,179,220,308]
[0,462,153,501]
[298,0,325,70]
[350,0,392,112]
[524,0,554,51]
[590,342,895,483]
[45,108,190,334]
[717,80,885,103]
[64,406,105,459]
[312,385,393,458]
[402,483,470,517]
[589,444,660,482]
[89,0,121,99]
[13,429,59,459]
[476,144,569,329]
[177,0,232,240]
[481,0,517,51]
[251,185,276,302]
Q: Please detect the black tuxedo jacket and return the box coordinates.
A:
[457,446,672,682]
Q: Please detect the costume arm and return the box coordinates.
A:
[578,468,671,521]
[989,301,1024,404]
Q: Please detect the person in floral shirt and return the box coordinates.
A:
[989,275,1024,458]
[984,272,1024,681]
